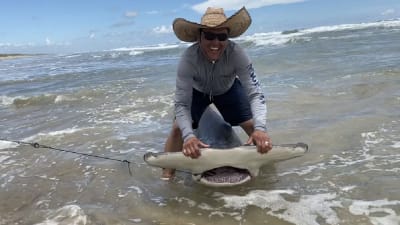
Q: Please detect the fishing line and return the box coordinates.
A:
[0,138,132,176]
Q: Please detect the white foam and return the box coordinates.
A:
[111,43,180,52]
[118,190,129,198]
[34,205,87,225]
[128,185,143,195]
[219,190,341,225]
[129,218,142,223]
[129,50,144,56]
[0,155,11,163]
[239,31,308,47]
[175,197,196,208]
[282,122,397,178]
[1,174,15,188]
[304,19,400,34]
[93,93,172,129]
[391,141,400,148]
[279,163,322,176]
[57,128,80,137]
[32,127,82,139]
[118,186,143,198]
[0,95,16,105]
[0,141,19,149]
[341,186,357,192]
[237,19,400,47]
[54,95,76,103]
[63,54,81,59]
[197,202,214,211]
[304,175,321,181]
[349,199,400,225]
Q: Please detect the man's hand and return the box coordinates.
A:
[182,137,209,158]
[246,130,272,154]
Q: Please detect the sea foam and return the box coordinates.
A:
[219,189,341,225]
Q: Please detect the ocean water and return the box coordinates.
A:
[1,19,400,225]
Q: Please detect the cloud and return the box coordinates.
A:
[152,25,173,34]
[46,37,52,45]
[125,11,138,17]
[44,38,70,47]
[111,11,138,28]
[146,10,159,15]
[89,32,95,39]
[0,42,12,47]
[111,20,136,28]
[192,0,306,13]
[381,9,395,16]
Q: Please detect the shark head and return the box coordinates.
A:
[194,105,252,187]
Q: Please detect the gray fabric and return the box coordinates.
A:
[175,41,267,142]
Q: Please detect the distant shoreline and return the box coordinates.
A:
[0,54,33,60]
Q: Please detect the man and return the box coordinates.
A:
[163,7,272,179]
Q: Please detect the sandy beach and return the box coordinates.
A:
[0,53,32,60]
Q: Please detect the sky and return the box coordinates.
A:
[0,0,399,53]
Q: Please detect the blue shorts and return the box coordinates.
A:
[191,79,253,128]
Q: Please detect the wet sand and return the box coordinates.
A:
[0,53,33,60]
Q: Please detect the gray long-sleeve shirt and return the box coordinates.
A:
[175,41,267,142]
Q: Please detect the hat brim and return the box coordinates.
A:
[173,7,252,42]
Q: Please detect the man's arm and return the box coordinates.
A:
[233,45,267,132]
[233,44,271,153]
[174,54,210,158]
[174,57,196,143]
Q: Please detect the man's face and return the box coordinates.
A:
[199,28,229,61]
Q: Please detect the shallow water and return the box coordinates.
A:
[1,20,400,225]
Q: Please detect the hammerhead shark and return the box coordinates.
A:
[144,105,308,187]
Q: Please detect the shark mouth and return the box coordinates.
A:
[194,166,252,187]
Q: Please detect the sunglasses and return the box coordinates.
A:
[202,31,228,41]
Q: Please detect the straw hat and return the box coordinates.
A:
[173,7,252,42]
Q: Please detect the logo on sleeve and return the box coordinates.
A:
[247,64,265,104]
[247,64,260,87]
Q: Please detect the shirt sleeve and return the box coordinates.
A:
[232,44,268,132]
[174,53,196,142]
